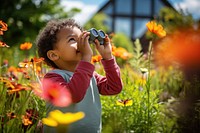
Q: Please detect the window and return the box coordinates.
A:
[133,18,150,38]
[104,16,112,32]
[115,17,131,37]
[103,3,113,15]
[135,0,151,15]
[115,0,132,15]
[154,0,165,14]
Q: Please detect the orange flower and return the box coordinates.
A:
[112,47,132,60]
[18,57,44,68]
[8,66,17,73]
[31,57,44,63]
[20,42,32,50]
[0,41,9,47]
[146,21,166,38]
[154,28,200,68]
[111,45,117,52]
[0,77,30,94]
[0,77,15,89]
[7,112,16,119]
[112,47,126,57]
[29,82,43,97]
[0,20,8,35]
[91,55,102,63]
[7,82,30,94]
[22,115,32,126]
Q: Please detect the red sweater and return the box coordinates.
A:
[44,58,123,103]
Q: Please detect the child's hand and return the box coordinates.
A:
[77,31,93,62]
[95,35,113,60]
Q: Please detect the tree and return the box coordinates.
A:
[84,12,110,32]
[111,33,133,52]
[158,7,194,34]
[0,0,80,46]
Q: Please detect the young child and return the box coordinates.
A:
[36,18,123,133]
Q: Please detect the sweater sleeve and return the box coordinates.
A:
[94,58,123,95]
[43,61,95,103]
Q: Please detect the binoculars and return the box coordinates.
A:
[88,28,106,45]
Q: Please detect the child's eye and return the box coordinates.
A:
[69,38,76,42]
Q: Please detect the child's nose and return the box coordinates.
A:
[72,43,78,50]
[71,43,77,48]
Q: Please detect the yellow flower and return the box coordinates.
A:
[146,21,166,38]
[42,110,85,127]
[116,99,133,106]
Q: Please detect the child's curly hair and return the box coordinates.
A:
[36,18,83,68]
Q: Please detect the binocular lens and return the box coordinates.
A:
[90,28,98,37]
[98,30,105,38]
[88,28,105,45]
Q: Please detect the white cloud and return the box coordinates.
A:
[61,1,84,11]
[73,5,98,25]
[173,0,200,19]
[61,0,98,26]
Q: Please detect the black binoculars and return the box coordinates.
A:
[88,28,106,45]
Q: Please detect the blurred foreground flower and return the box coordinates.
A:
[42,110,84,132]
[146,21,166,38]
[116,99,133,106]
[42,79,72,107]
[154,28,200,69]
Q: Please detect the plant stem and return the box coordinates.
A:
[56,125,68,133]
[0,48,2,76]
[147,41,153,133]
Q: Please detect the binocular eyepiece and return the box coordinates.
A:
[88,28,106,45]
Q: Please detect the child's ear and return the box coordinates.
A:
[47,50,59,61]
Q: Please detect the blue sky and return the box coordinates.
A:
[61,0,200,25]
[168,0,200,20]
[75,0,107,5]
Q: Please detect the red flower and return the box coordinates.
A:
[42,79,72,107]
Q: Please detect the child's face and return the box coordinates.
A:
[53,27,82,64]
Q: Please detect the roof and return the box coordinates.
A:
[62,0,200,26]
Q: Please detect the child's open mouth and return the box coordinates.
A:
[76,50,80,53]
